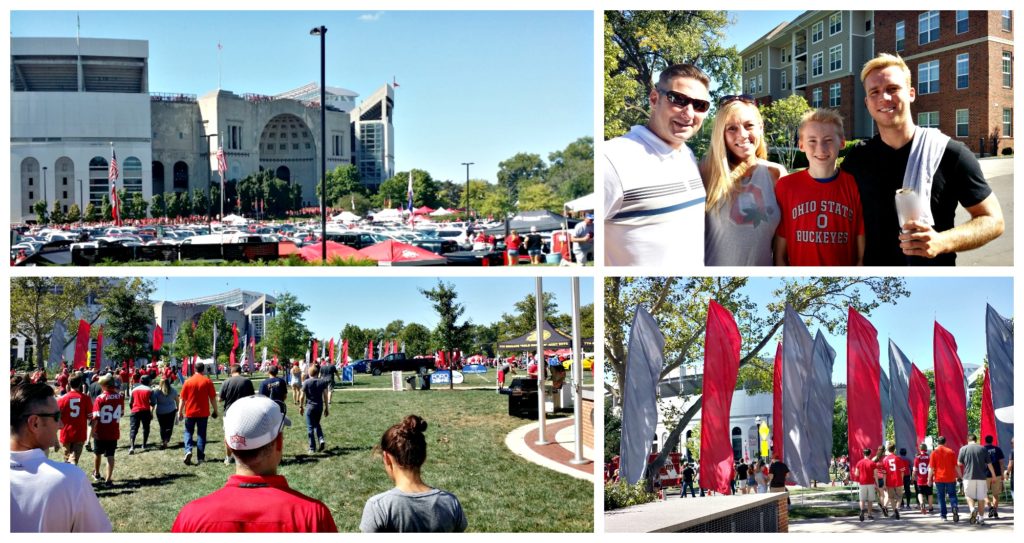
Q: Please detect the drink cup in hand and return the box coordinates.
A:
[894,189,919,234]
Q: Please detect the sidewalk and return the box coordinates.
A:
[504,416,594,481]
[790,504,1014,532]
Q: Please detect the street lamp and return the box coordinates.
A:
[461,162,473,218]
[42,166,48,210]
[310,25,328,262]
[77,179,83,224]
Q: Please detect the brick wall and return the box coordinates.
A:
[804,75,857,140]
[777,492,789,532]
[582,396,594,449]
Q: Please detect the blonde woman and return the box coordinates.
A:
[701,95,787,266]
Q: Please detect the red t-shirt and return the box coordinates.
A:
[163,367,176,383]
[854,457,877,485]
[505,235,521,251]
[118,369,131,385]
[881,453,906,488]
[913,453,931,485]
[180,374,217,418]
[774,169,864,265]
[58,390,93,444]
[171,475,338,532]
[91,392,125,441]
[130,385,153,413]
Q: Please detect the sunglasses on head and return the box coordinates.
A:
[719,94,756,107]
[657,88,711,113]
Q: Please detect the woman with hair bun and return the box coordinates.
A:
[360,415,468,532]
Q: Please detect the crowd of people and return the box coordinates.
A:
[605,53,1004,267]
[9,361,467,533]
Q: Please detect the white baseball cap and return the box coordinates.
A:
[223,395,291,451]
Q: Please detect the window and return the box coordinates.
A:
[782,70,788,90]
[292,143,299,150]
[829,83,841,107]
[896,21,905,52]
[332,135,343,157]
[1002,11,1012,32]
[1003,51,1013,87]
[227,125,243,150]
[918,111,939,129]
[829,44,842,72]
[811,87,823,108]
[123,157,143,194]
[812,21,823,43]
[757,51,763,67]
[28,178,34,186]
[1003,108,1013,137]
[956,109,969,137]
[757,75,763,93]
[956,54,969,89]
[28,191,34,200]
[956,11,969,34]
[865,16,872,32]
[829,12,842,35]
[63,191,68,199]
[279,144,286,150]
[812,52,823,77]
[63,177,68,185]
[919,11,939,45]
[918,60,939,94]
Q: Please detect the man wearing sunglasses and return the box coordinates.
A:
[11,381,112,532]
[605,63,711,266]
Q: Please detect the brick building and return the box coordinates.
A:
[740,10,1014,155]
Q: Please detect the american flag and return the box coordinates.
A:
[216,147,227,180]
[109,147,121,226]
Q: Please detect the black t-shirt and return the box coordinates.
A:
[219,375,255,412]
[984,444,1006,476]
[682,467,694,483]
[843,135,991,266]
[319,364,338,380]
[526,233,543,251]
[769,461,789,487]
[302,377,330,409]
[258,376,288,403]
[737,463,749,480]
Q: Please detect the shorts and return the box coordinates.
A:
[93,439,117,458]
[737,480,748,490]
[915,483,933,496]
[964,479,988,501]
[528,249,542,257]
[573,249,589,265]
[61,440,85,461]
[291,380,301,390]
[859,483,877,502]
[988,477,1003,496]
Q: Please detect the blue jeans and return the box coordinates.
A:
[936,481,959,518]
[305,404,324,450]
[183,417,208,460]
[681,481,695,497]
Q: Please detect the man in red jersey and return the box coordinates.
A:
[117,365,131,389]
[90,374,124,486]
[171,395,337,532]
[128,375,154,454]
[853,448,878,521]
[178,361,218,465]
[881,443,908,519]
[913,443,934,514]
[57,372,92,465]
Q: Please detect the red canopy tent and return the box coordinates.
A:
[299,241,367,262]
[414,206,435,215]
[278,241,302,257]
[356,240,446,266]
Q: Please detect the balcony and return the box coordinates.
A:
[794,43,807,59]
[794,74,807,89]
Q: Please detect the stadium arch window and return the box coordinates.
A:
[173,161,189,191]
[123,157,143,195]
[88,156,109,207]
[152,161,165,195]
[276,166,291,182]
[21,157,40,215]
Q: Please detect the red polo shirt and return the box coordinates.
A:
[171,475,337,532]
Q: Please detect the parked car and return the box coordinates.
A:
[411,238,459,255]
[366,353,436,376]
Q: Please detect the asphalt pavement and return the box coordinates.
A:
[954,156,1013,266]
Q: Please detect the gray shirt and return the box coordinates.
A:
[360,487,467,533]
[957,442,993,480]
[572,221,594,253]
[704,161,781,266]
[150,386,179,415]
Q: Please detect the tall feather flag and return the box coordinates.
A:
[229,322,239,366]
[771,342,783,460]
[847,307,881,460]
[73,319,91,370]
[806,331,836,483]
[49,320,67,369]
[619,306,665,485]
[888,340,917,455]
[985,304,1013,448]
[153,324,163,364]
[781,304,814,485]
[96,326,104,370]
[700,301,742,494]
[934,321,967,453]
[407,170,415,225]
[981,368,998,445]
[908,363,930,447]
[341,339,349,367]
[329,338,335,365]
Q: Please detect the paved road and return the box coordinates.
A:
[954,157,1013,266]
[790,503,1013,532]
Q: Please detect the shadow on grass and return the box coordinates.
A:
[95,472,195,497]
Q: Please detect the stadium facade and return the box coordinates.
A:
[11,36,396,223]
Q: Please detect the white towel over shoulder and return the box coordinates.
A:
[902,127,950,227]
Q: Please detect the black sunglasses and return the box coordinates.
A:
[23,411,61,423]
[657,89,711,113]
[719,94,756,107]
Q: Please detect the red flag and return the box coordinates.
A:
[73,319,91,370]
[771,342,783,461]
[230,322,239,366]
[699,300,742,495]
[153,324,163,352]
[217,146,228,186]
[341,339,349,367]
[847,307,881,460]
[934,321,967,453]
[312,339,319,362]
[96,326,104,369]
[909,363,930,447]
[329,338,335,365]
[393,339,399,355]
[981,367,998,445]
[368,339,374,359]
[109,147,122,226]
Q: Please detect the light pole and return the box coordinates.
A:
[461,162,473,218]
[77,179,83,224]
[310,25,328,261]
[42,166,48,211]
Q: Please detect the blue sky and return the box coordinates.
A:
[742,277,1013,384]
[10,10,594,185]
[724,11,804,52]
[152,276,594,341]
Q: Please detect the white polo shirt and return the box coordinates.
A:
[604,125,705,267]
[10,448,113,532]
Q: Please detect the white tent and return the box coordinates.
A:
[563,192,595,213]
[370,208,403,222]
[429,207,453,216]
[220,214,249,226]
[331,211,361,223]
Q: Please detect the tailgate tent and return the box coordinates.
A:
[482,210,578,234]
[357,240,447,266]
[497,320,594,351]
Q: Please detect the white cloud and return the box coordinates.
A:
[358,12,383,22]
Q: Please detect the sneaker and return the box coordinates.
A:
[969,507,978,524]
[128,448,135,455]
[928,507,934,514]
[868,515,875,520]
[920,506,926,514]
[184,451,193,466]
[859,510,865,522]
[941,516,948,521]
[307,448,315,454]
[893,509,900,520]
[91,471,102,482]
[224,456,233,465]
[318,439,325,452]
[881,506,889,517]
[953,508,960,523]
[993,511,999,519]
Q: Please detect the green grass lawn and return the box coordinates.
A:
[78,375,594,532]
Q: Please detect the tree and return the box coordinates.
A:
[165,192,185,218]
[459,179,492,215]
[50,201,66,224]
[760,94,812,171]
[546,137,595,201]
[605,276,909,488]
[191,188,210,217]
[498,292,564,341]
[10,278,109,369]
[317,164,364,206]
[517,182,562,212]
[101,194,112,221]
[605,401,622,462]
[149,193,166,219]
[420,281,472,389]
[605,11,739,139]
[172,320,196,363]
[262,292,312,361]
[436,180,462,209]
[33,200,48,224]
[66,203,82,223]
[833,395,849,458]
[475,188,510,219]
[98,278,156,366]
[401,323,433,357]
[967,362,986,436]
[84,202,101,223]
[128,192,147,219]
[338,192,373,215]
[497,153,546,207]
[193,307,231,359]
[375,169,440,209]
[468,323,500,357]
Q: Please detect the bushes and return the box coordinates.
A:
[604,480,657,511]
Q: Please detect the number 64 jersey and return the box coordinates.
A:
[57,389,93,445]
[91,391,125,441]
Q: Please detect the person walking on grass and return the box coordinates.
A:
[219,364,254,464]
[150,376,179,449]
[178,362,218,466]
[299,363,330,454]
[853,448,879,521]
[57,372,91,466]
[90,374,124,487]
[958,433,995,525]
[929,435,961,522]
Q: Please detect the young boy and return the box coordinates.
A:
[774,109,864,265]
